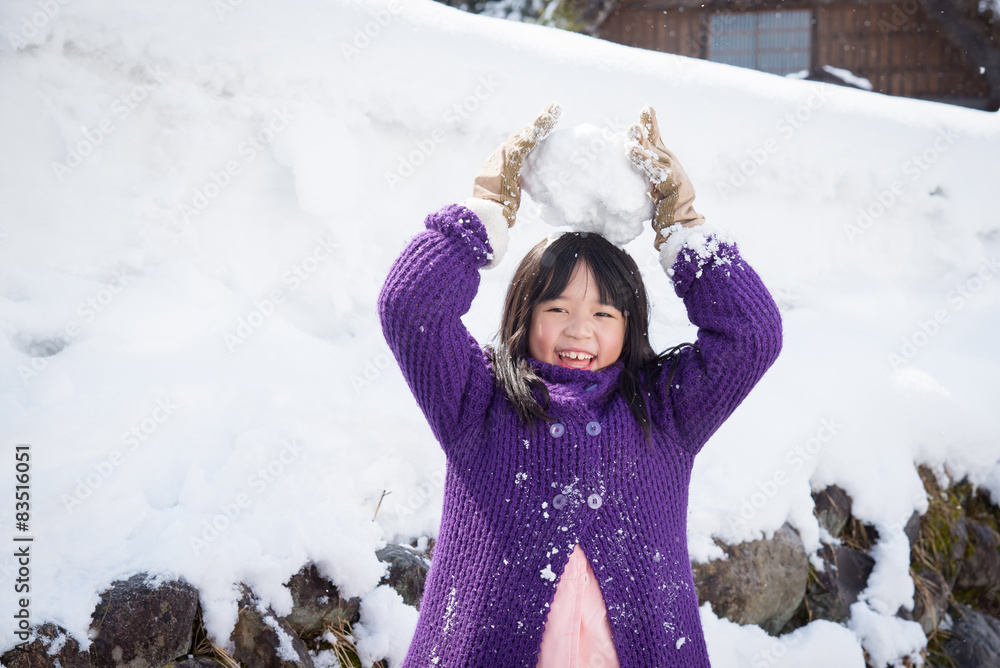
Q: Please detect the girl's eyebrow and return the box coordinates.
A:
[542,295,620,310]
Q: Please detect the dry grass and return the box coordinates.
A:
[189,607,241,668]
[187,606,363,668]
[319,617,363,668]
[840,514,878,553]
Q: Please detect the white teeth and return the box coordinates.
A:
[558,351,594,360]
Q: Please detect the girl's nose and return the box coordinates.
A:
[564,316,593,339]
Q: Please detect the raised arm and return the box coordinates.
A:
[653,226,783,453]
[378,103,561,457]
[378,204,502,455]
[627,105,782,453]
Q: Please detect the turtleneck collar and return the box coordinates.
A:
[525,355,624,401]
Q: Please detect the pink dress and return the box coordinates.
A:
[536,544,621,668]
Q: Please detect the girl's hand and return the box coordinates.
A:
[472,102,561,227]
[627,106,705,250]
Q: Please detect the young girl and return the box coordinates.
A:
[378,103,783,668]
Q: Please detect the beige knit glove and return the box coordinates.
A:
[472,102,562,227]
[627,106,705,250]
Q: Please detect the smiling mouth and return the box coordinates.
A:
[557,351,595,370]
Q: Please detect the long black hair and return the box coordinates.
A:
[484,231,697,446]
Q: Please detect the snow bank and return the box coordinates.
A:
[701,603,865,667]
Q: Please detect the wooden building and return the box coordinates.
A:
[595,0,997,110]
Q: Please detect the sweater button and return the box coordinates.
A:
[549,422,565,438]
[552,494,567,510]
[587,493,603,510]
[585,383,598,392]
[586,421,601,436]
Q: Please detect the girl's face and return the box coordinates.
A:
[528,260,626,372]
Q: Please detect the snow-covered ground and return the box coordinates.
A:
[1,1,998,666]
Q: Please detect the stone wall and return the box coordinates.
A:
[3,467,998,668]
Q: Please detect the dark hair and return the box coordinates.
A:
[484,231,696,446]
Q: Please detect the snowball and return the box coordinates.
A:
[522,123,653,246]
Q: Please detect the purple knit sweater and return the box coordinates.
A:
[378,204,782,667]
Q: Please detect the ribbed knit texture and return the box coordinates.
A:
[378,204,783,668]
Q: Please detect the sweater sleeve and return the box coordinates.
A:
[377,203,504,457]
[650,225,783,455]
